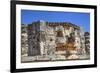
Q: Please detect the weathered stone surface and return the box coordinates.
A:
[21,21,90,62]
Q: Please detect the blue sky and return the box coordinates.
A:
[21,10,90,32]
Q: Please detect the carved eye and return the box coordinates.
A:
[50,38,53,41]
[57,30,63,37]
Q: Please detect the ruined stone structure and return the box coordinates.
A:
[21,24,28,56]
[22,20,86,60]
[84,32,90,54]
[27,21,41,56]
[21,20,91,62]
